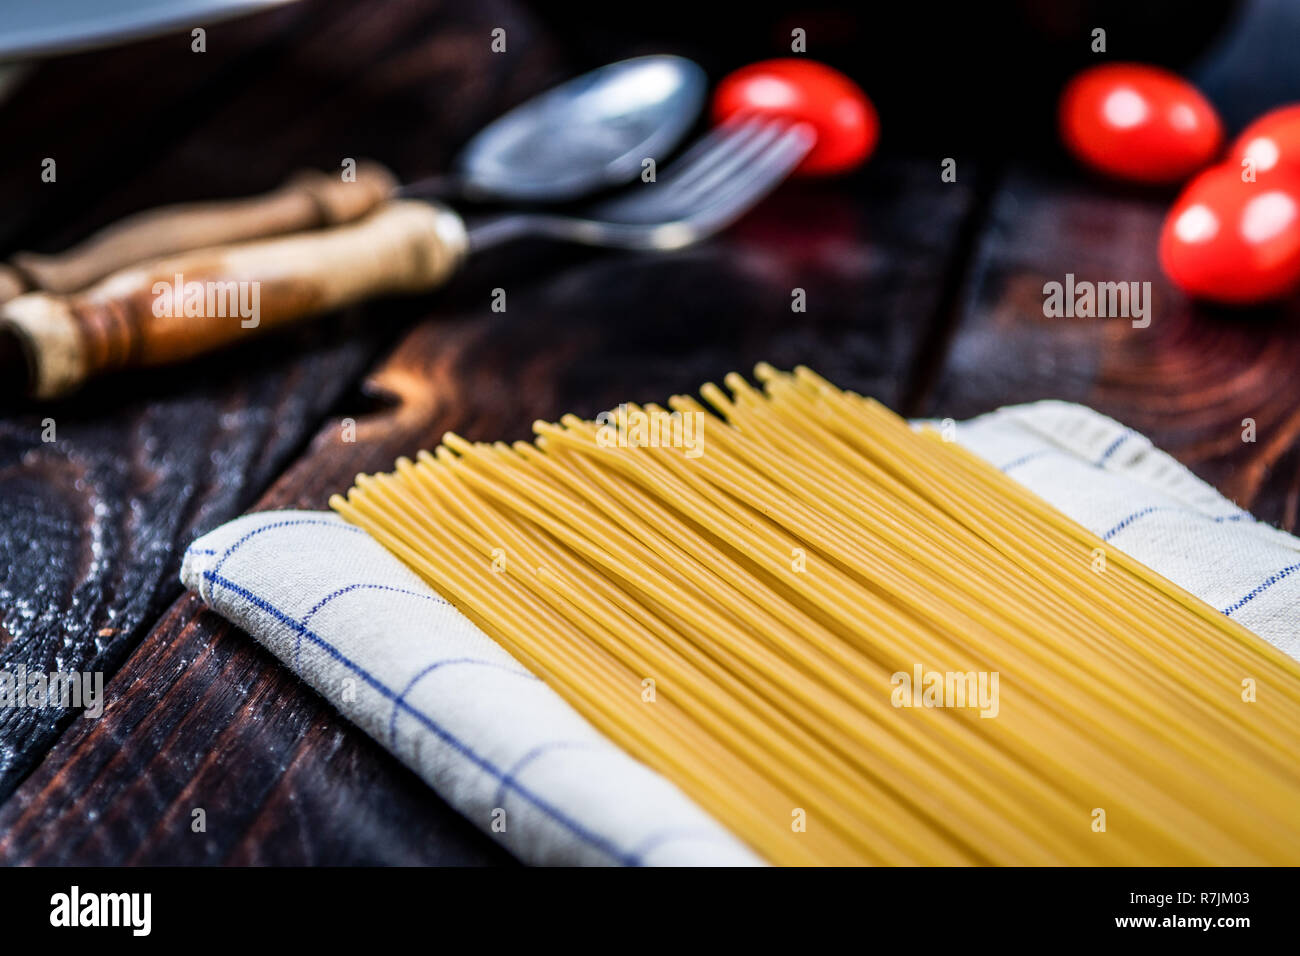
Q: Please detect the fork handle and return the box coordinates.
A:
[1,200,467,398]
[0,161,397,302]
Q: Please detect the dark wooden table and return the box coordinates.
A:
[1,0,1297,865]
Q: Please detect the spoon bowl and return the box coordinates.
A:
[447,55,707,203]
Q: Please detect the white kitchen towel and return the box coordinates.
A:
[179,401,1300,866]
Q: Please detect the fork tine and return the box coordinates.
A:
[663,119,790,212]
[592,117,765,220]
[659,116,769,191]
[676,121,815,237]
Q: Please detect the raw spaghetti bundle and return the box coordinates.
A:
[331,365,1300,866]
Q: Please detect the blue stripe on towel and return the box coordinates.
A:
[494,741,599,808]
[1102,506,1247,541]
[389,657,538,747]
[998,449,1056,473]
[298,582,451,669]
[1095,431,1131,465]
[1221,562,1300,617]
[213,517,364,575]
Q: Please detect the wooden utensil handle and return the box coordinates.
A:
[1,161,397,300]
[1,200,467,398]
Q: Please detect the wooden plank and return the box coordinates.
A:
[0,158,981,863]
[0,0,563,800]
[0,318,389,797]
[0,591,512,864]
[927,166,1300,531]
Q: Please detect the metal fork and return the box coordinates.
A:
[467,116,817,252]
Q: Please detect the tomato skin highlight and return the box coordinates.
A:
[1059,63,1223,184]
[1159,163,1300,304]
[712,59,878,175]
[1229,104,1300,181]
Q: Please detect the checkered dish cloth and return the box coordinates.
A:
[180,401,1300,865]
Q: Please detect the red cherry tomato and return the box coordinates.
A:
[1229,104,1300,180]
[1059,63,1222,184]
[712,59,877,175]
[1159,164,1300,303]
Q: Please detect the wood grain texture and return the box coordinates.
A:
[0,162,978,863]
[927,167,1300,531]
[0,592,512,865]
[0,318,388,798]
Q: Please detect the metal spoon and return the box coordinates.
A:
[400,54,708,203]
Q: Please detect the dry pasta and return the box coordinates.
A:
[330,365,1300,865]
